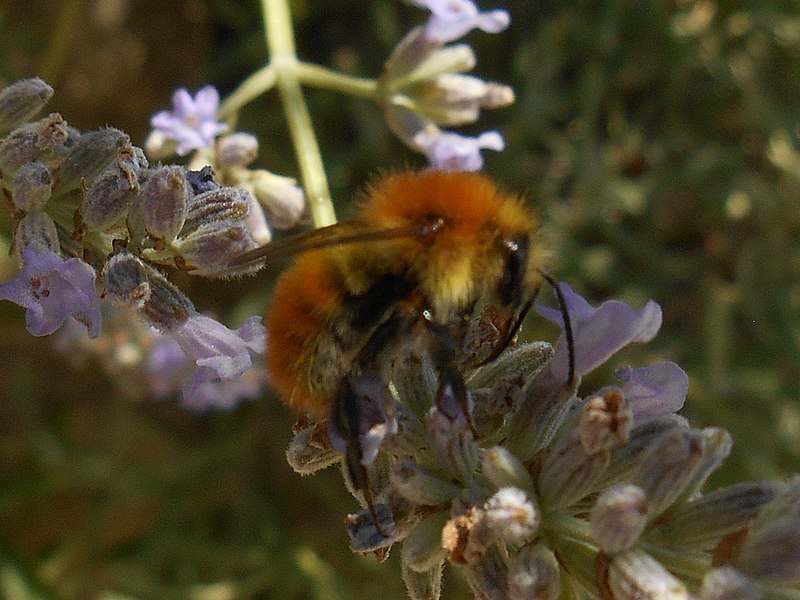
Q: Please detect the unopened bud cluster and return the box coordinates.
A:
[0,78,272,410]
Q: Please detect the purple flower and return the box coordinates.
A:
[150,86,228,156]
[145,332,190,399]
[616,362,688,422]
[413,0,510,43]
[169,314,267,411]
[537,283,663,383]
[181,363,267,412]
[414,128,505,171]
[0,247,101,337]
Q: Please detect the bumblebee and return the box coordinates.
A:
[235,170,563,532]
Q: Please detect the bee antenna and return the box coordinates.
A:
[538,271,576,386]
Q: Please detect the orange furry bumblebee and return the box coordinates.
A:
[234,170,549,530]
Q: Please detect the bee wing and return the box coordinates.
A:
[230,218,443,268]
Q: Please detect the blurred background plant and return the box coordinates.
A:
[0,0,799,599]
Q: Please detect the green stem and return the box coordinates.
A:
[295,62,378,100]
[218,65,278,125]
[261,0,336,227]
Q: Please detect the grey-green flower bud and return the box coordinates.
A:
[425,403,480,483]
[82,163,140,230]
[607,549,688,600]
[13,211,59,255]
[507,544,560,600]
[464,547,508,600]
[590,484,648,554]
[0,113,68,174]
[0,78,53,134]
[401,510,449,573]
[11,160,52,212]
[734,514,800,582]
[700,567,762,600]
[650,481,779,548]
[285,420,340,475]
[538,430,610,508]
[216,132,258,168]
[481,446,533,491]
[250,170,305,230]
[102,252,151,309]
[391,457,460,505]
[631,428,705,519]
[57,127,131,192]
[401,561,443,600]
[141,166,189,241]
[137,263,195,331]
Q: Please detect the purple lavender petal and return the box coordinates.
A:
[538,283,663,381]
[0,247,101,337]
[145,333,190,399]
[416,129,505,171]
[181,364,266,412]
[149,86,228,156]
[413,0,510,43]
[171,314,266,381]
[617,362,688,422]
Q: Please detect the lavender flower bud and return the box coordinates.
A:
[734,513,800,581]
[607,550,688,600]
[538,430,609,508]
[250,170,305,230]
[483,487,538,544]
[11,160,52,212]
[631,428,707,519]
[346,502,397,554]
[136,263,195,330]
[285,420,340,475]
[411,74,514,126]
[101,252,151,309]
[507,544,560,600]
[141,166,189,241]
[390,457,460,505]
[0,113,68,174]
[216,132,258,168]
[13,211,59,255]
[173,186,259,276]
[82,164,140,230]
[481,446,533,491]
[0,78,53,134]
[650,481,779,548]
[401,561,443,600]
[426,398,480,483]
[465,547,508,600]
[590,484,648,554]
[401,510,449,572]
[57,127,131,192]
[580,387,632,453]
[699,567,762,600]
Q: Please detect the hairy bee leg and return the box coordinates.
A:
[423,312,476,431]
[330,376,389,537]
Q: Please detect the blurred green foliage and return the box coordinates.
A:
[0,0,799,598]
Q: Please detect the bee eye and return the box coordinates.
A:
[498,236,528,307]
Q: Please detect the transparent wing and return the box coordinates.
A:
[229,218,443,268]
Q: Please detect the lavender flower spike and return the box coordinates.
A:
[150,86,228,156]
[537,283,663,384]
[413,0,510,43]
[0,247,101,337]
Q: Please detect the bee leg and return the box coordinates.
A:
[423,311,475,432]
[329,375,389,537]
